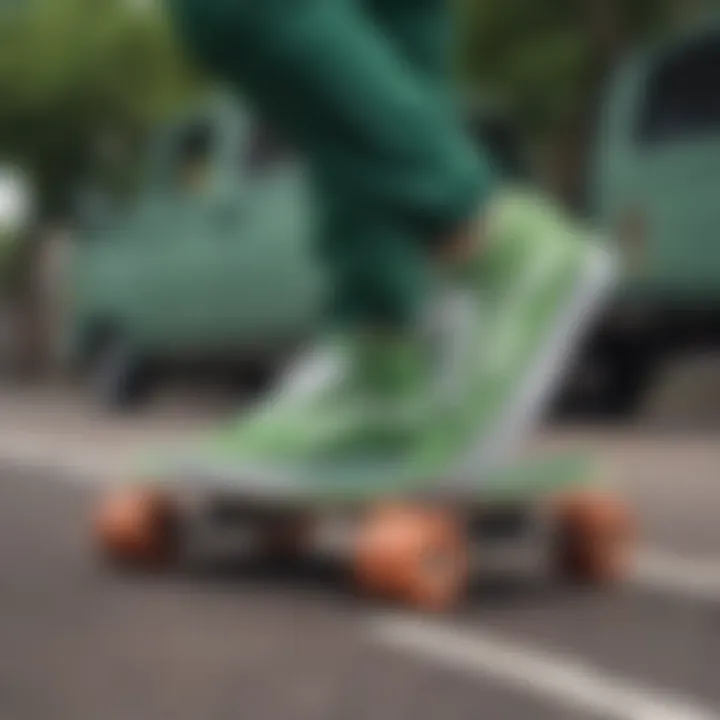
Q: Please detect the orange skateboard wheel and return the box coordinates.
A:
[354,504,469,612]
[552,490,634,585]
[94,487,180,569]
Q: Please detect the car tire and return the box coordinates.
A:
[87,333,154,411]
[231,356,280,399]
[594,351,657,418]
[553,342,658,421]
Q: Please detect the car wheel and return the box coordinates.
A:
[88,333,154,411]
[232,356,281,399]
[595,351,657,418]
[553,343,658,421]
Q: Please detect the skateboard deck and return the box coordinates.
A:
[95,449,629,613]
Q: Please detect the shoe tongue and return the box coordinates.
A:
[451,189,548,293]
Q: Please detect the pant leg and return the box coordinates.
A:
[320,189,433,326]
[167,0,492,325]
[364,0,453,98]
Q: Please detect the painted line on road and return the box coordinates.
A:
[369,614,719,720]
[634,550,720,603]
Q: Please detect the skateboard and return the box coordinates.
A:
[93,450,634,612]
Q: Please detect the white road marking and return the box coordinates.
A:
[369,615,719,720]
[634,551,720,603]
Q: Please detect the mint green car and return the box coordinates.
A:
[563,23,720,416]
[64,95,522,409]
[65,96,322,407]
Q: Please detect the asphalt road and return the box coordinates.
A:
[1,428,719,720]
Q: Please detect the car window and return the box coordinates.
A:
[172,122,214,193]
[636,36,720,145]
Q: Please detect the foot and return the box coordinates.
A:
[171,334,441,488]
[426,187,619,472]
[164,189,616,490]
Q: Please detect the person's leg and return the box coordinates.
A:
[166,0,617,482]
[318,0,472,325]
[168,0,490,327]
[363,0,453,99]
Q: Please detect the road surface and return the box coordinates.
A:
[0,425,719,720]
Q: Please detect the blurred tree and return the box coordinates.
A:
[0,0,201,220]
[0,0,701,217]
[453,0,676,206]
[455,0,675,138]
[0,0,202,376]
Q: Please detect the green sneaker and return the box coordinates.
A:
[166,334,440,487]
[416,187,620,479]
[162,188,616,492]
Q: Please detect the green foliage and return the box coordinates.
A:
[0,0,200,218]
[0,0,694,218]
[454,0,673,137]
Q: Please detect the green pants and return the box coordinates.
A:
[168,0,494,325]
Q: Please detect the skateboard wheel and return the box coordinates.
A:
[94,487,180,569]
[552,490,634,585]
[354,505,469,612]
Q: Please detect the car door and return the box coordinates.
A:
[131,116,231,354]
[209,115,322,353]
[616,32,720,300]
